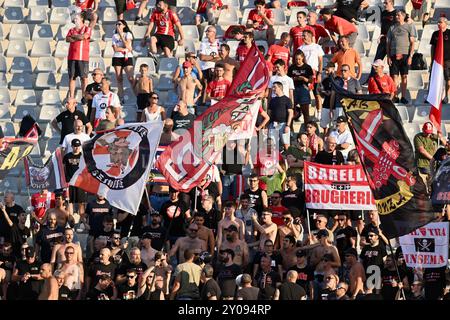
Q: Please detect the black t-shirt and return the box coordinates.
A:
[172,112,195,131]
[160,200,189,238]
[254,252,283,273]
[117,282,139,300]
[35,226,64,263]
[0,204,24,240]
[189,182,220,212]
[16,260,43,300]
[198,208,222,236]
[288,63,314,88]
[319,288,336,300]
[216,263,242,298]
[281,189,305,214]
[63,152,81,181]
[86,82,102,109]
[58,285,72,300]
[335,226,357,258]
[288,264,314,293]
[6,204,23,225]
[10,224,31,259]
[237,286,260,300]
[56,110,88,144]
[116,261,148,279]
[279,282,306,300]
[86,286,115,300]
[314,150,345,165]
[86,200,114,237]
[255,270,280,300]
[201,278,222,300]
[431,29,450,61]
[381,9,397,36]
[117,205,147,238]
[268,95,293,123]
[0,252,16,272]
[141,224,167,251]
[320,76,334,109]
[423,267,446,300]
[335,0,364,22]
[380,267,406,300]
[360,242,387,272]
[243,188,265,215]
[88,262,117,289]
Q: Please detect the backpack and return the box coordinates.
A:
[411,53,427,70]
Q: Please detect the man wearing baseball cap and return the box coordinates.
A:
[367,59,396,100]
[413,122,447,194]
[329,116,355,162]
[175,60,203,115]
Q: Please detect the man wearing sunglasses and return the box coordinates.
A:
[168,223,207,264]
[84,68,103,122]
[117,269,138,300]
[332,213,357,263]
[360,228,387,280]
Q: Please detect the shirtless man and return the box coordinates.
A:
[216,201,245,247]
[134,63,154,121]
[219,225,249,268]
[140,233,157,267]
[344,248,366,299]
[277,209,302,248]
[194,212,215,255]
[279,235,298,271]
[176,61,203,114]
[45,193,73,228]
[218,43,240,83]
[58,246,84,299]
[169,223,207,264]
[50,228,83,269]
[38,263,59,300]
[310,229,340,269]
[250,209,278,252]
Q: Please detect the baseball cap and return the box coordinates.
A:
[225,225,238,232]
[182,61,192,68]
[345,248,358,257]
[149,210,160,216]
[316,229,329,239]
[320,8,333,15]
[336,116,347,123]
[25,247,35,258]
[372,59,384,67]
[71,138,81,147]
[296,250,306,257]
[422,122,433,134]
[142,232,153,240]
[325,61,335,69]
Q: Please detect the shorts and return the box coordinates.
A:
[389,54,409,76]
[444,60,450,81]
[203,68,215,82]
[112,57,134,68]
[154,34,175,51]
[294,85,311,106]
[69,186,87,204]
[81,9,95,21]
[114,0,126,16]
[320,107,343,128]
[313,82,320,97]
[68,60,89,79]
[137,93,151,110]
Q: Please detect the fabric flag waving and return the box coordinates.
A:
[70,122,163,214]
[336,86,439,238]
[427,28,445,132]
[0,137,36,180]
[156,43,270,192]
[24,148,68,190]
[431,157,450,206]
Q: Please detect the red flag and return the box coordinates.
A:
[156,44,269,192]
[427,29,445,132]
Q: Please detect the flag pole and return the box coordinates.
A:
[386,239,406,300]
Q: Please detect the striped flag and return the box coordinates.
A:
[427,29,445,132]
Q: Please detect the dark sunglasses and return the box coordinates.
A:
[65,251,75,255]
[151,96,159,99]
[127,275,136,278]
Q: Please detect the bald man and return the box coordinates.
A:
[61,119,91,154]
[314,136,345,165]
[38,263,59,300]
[279,270,307,300]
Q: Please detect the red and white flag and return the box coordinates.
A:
[427,29,445,132]
[24,148,68,190]
[70,122,163,215]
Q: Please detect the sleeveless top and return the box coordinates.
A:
[144,106,162,122]
[307,134,319,157]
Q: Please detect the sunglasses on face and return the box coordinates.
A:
[152,96,159,99]
[127,275,136,279]
[65,251,75,255]
[341,69,350,72]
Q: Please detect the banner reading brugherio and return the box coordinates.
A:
[156,44,269,192]
[399,222,449,268]
[70,122,163,215]
[431,157,450,205]
[336,85,439,239]
[304,162,376,210]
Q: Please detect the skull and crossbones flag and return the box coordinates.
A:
[334,84,439,238]
[70,122,163,215]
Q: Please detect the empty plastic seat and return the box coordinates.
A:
[177,0,192,7]
[275,26,291,39]
[354,39,366,57]
[222,0,240,7]
[55,24,75,41]
[441,105,450,123]
[395,105,410,122]
[99,0,116,7]
[8,24,31,40]
[132,40,149,57]
[28,6,49,23]
[14,106,38,122]
[134,58,157,74]
[0,106,12,120]
[414,89,429,105]
[131,25,148,40]
[0,178,20,194]
[30,40,52,57]
[34,73,57,89]
[156,75,174,91]
[32,24,54,40]
[122,89,137,106]
[40,89,62,105]
[0,122,17,136]
[0,89,11,106]
[4,7,25,24]
[10,73,34,90]
[50,7,71,25]
[241,8,252,25]
[100,7,118,23]
[103,42,115,58]
[357,24,369,42]
[28,0,49,5]
[4,0,25,6]
[121,106,137,122]
[103,24,116,41]
[403,122,421,143]
[217,9,239,25]
[39,105,61,121]
[89,42,102,57]
[407,72,424,90]
[272,8,287,25]
[0,24,4,41]
[54,41,70,58]
[411,105,431,123]
[89,57,106,72]
[175,39,198,58]
[182,25,200,41]
[177,7,197,25]
[315,0,334,6]
[158,58,179,74]
[52,0,71,6]
[0,57,6,73]
[15,90,37,105]
[36,57,57,73]
[255,40,269,55]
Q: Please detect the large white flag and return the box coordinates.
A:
[70,122,163,215]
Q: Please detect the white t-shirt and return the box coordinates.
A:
[299,43,324,72]
[61,132,91,152]
[268,75,295,98]
[112,32,134,58]
[329,128,355,161]
[199,38,221,71]
[92,91,121,123]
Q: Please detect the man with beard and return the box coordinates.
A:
[219,225,249,269]
[35,213,64,263]
[160,187,190,245]
[169,223,207,264]
[116,247,148,284]
[254,254,281,300]
[141,211,169,252]
[194,213,215,256]
[215,248,242,300]
[11,247,42,300]
[360,228,387,279]
[85,248,116,292]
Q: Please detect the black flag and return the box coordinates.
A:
[431,157,450,206]
[334,84,439,238]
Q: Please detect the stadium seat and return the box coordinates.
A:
[28,6,49,23]
[175,39,198,58]
[0,177,20,195]
[403,122,421,144]
[420,24,438,42]
[40,89,62,105]
[8,24,31,40]
[39,105,61,121]
[0,106,12,120]
[411,105,431,123]
[121,106,137,121]
[32,24,54,40]
[395,105,410,123]
[34,73,57,89]
[441,104,450,123]
[272,8,287,26]
[407,72,424,91]
[255,40,269,55]
[131,25,148,40]
[156,75,175,90]
[10,73,34,90]
[357,24,369,42]
[99,0,116,7]
[30,40,52,57]
[0,122,17,136]
[50,7,71,25]
[134,57,157,74]
[414,89,429,106]
[35,57,57,73]
[0,74,5,90]
[354,39,366,57]
[103,42,115,58]
[54,41,70,58]
[0,24,4,41]
[100,7,118,24]
[227,40,240,57]
[4,7,25,24]
[222,0,240,7]
[91,26,102,42]
[28,0,49,5]
[13,105,38,122]
[0,89,11,106]
[4,0,25,6]
[15,90,37,105]
[289,8,309,25]
[52,0,71,7]
[314,0,334,7]
[0,57,6,73]
[102,24,116,41]
[123,8,139,21]
[177,0,192,7]
[177,7,197,25]
[89,57,106,72]
[217,9,239,25]
[182,25,200,42]
[158,57,179,74]
[417,39,431,55]
[55,24,75,41]
[89,42,102,57]
[132,40,149,57]
[122,89,137,106]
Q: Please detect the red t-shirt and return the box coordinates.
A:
[256,151,283,177]
[270,205,287,226]
[290,25,316,53]
[224,25,246,40]
[368,74,396,95]
[324,15,357,36]
[236,44,251,62]
[67,26,91,61]
[197,0,223,14]
[267,43,290,67]
[76,0,95,9]
[150,9,179,37]
[31,192,56,219]
[310,23,329,42]
[207,78,231,99]
[248,8,274,31]
[288,1,309,8]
